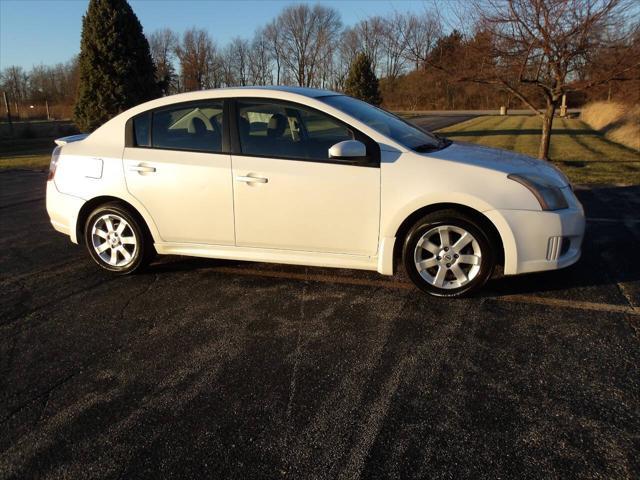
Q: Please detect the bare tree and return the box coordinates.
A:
[351,17,386,74]
[225,37,250,86]
[381,13,409,79]
[149,28,178,95]
[458,0,640,159]
[1,60,78,119]
[0,66,29,104]
[336,28,360,88]
[275,4,342,87]
[401,9,442,70]
[264,20,284,84]
[175,28,216,91]
[249,29,273,86]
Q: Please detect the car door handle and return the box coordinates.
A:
[129,164,156,173]
[236,175,268,184]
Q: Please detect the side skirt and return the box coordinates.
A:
[154,242,380,272]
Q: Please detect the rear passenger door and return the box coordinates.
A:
[123,100,235,245]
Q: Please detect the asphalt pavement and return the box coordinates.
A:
[1,170,639,479]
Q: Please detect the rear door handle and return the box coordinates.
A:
[129,164,156,173]
[236,175,268,184]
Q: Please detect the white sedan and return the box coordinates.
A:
[46,87,585,297]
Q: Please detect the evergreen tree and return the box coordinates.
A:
[344,53,382,106]
[74,0,160,131]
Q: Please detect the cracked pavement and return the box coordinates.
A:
[0,170,639,479]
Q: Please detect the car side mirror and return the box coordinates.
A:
[328,140,368,161]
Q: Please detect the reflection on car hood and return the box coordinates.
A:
[424,141,568,186]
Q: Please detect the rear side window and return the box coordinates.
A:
[132,101,224,153]
[152,101,224,153]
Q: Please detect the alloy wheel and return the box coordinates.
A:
[90,214,138,267]
[413,225,482,289]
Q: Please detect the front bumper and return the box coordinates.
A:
[485,201,585,275]
[46,180,85,244]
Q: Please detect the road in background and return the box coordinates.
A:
[404,108,582,132]
[408,114,477,132]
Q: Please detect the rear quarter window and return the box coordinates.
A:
[133,114,151,147]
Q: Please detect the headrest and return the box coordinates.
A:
[192,117,207,135]
[267,113,288,138]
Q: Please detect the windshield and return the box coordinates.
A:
[319,95,445,152]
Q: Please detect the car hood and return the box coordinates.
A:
[425,141,569,186]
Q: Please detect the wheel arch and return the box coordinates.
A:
[391,202,506,273]
[76,195,159,245]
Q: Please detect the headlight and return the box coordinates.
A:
[507,173,568,210]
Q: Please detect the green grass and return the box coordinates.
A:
[0,154,50,170]
[0,137,55,170]
[437,115,640,185]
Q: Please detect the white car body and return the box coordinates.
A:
[46,86,585,282]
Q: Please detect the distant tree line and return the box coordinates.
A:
[0,60,79,120]
[1,0,638,124]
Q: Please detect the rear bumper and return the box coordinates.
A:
[485,203,585,275]
[46,180,85,244]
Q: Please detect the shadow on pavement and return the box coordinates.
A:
[142,186,640,305]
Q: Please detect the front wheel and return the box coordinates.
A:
[84,203,153,274]
[402,210,496,297]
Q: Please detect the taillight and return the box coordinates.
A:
[47,146,61,181]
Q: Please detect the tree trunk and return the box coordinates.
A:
[538,102,557,160]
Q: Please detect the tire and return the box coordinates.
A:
[84,202,154,275]
[402,209,495,297]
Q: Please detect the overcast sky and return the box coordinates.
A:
[0,0,454,70]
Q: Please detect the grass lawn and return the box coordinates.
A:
[0,154,51,170]
[0,137,55,170]
[437,115,640,185]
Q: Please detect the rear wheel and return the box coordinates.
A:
[84,203,153,274]
[402,210,495,297]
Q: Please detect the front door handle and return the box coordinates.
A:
[236,175,268,184]
[129,164,156,173]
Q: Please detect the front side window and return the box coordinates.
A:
[236,100,354,161]
[320,95,446,152]
[149,101,224,153]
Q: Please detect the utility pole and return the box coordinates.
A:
[45,99,50,120]
[2,91,13,134]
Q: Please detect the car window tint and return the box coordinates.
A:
[152,102,223,153]
[237,101,353,161]
[133,114,150,147]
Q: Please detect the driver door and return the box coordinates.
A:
[231,99,380,256]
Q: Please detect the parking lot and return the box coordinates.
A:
[1,170,639,479]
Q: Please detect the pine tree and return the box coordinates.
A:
[74,0,160,132]
[344,53,382,106]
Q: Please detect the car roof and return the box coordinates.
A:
[203,86,342,98]
[113,86,344,119]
